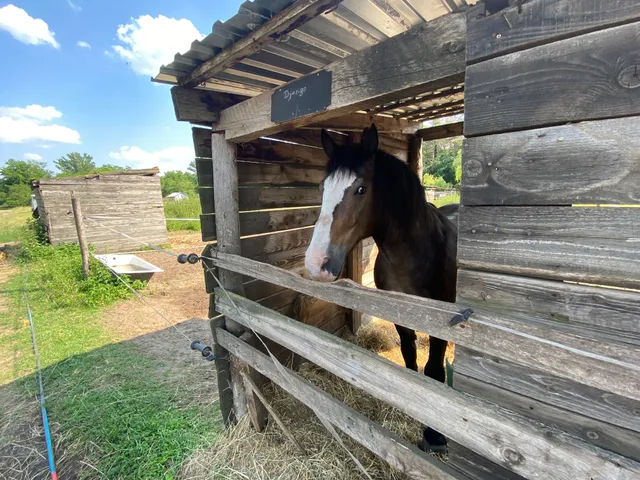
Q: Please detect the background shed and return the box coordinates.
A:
[32,168,168,253]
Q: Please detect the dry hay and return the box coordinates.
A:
[179,318,452,480]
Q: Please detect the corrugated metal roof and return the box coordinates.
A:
[154,0,473,121]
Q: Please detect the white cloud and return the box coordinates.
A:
[112,15,203,76]
[109,146,193,173]
[0,4,59,49]
[24,153,43,160]
[76,40,91,49]
[0,104,81,144]
[0,105,63,122]
[67,0,82,12]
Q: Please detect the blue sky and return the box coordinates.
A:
[0,0,245,173]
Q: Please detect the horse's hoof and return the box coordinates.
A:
[419,427,447,454]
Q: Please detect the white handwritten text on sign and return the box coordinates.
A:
[271,71,332,123]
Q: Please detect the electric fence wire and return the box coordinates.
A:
[23,273,58,480]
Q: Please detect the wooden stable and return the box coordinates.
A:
[159,1,640,478]
[32,168,167,253]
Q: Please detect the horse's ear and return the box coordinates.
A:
[321,129,335,158]
[361,123,378,157]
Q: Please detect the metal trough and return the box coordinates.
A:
[94,254,163,282]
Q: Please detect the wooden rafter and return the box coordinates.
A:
[178,0,342,89]
[215,12,466,142]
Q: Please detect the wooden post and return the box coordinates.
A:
[408,134,423,181]
[70,192,90,278]
[346,241,363,334]
[210,131,267,429]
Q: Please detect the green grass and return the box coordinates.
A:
[0,206,31,243]
[25,344,221,479]
[432,193,460,207]
[0,225,222,478]
[163,197,202,232]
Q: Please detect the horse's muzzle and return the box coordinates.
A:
[305,244,347,282]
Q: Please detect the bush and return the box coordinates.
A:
[423,173,450,188]
[18,221,144,309]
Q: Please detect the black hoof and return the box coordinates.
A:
[419,427,447,454]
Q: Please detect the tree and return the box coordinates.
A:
[422,135,463,186]
[160,170,197,197]
[187,160,197,174]
[54,152,96,175]
[453,149,462,184]
[0,159,52,207]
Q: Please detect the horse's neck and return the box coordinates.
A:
[373,197,443,265]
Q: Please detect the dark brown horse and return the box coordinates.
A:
[304,124,458,452]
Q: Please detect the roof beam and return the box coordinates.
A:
[178,0,342,89]
[215,12,466,142]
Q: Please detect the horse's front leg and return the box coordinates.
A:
[394,325,418,371]
[421,336,448,452]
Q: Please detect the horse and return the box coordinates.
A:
[304,123,458,452]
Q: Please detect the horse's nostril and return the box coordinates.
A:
[320,256,329,268]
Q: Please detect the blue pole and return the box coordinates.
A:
[24,291,58,480]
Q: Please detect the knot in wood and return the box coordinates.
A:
[463,159,483,178]
[587,431,599,440]
[618,65,640,89]
[502,448,524,465]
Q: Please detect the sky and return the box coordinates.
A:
[0,0,246,174]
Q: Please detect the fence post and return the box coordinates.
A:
[210,132,267,430]
[70,192,90,278]
[408,134,423,181]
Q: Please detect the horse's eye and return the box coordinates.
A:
[355,186,367,195]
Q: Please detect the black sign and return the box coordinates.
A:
[271,70,332,123]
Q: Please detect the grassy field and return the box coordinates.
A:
[0,220,221,478]
[0,206,31,243]
[432,193,460,207]
[164,196,202,232]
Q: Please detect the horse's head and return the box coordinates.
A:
[305,124,379,282]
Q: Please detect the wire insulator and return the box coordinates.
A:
[191,340,216,361]
[178,253,201,264]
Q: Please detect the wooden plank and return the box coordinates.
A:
[457,269,640,346]
[215,292,640,480]
[467,0,640,63]
[216,13,466,142]
[241,227,313,262]
[305,114,418,135]
[203,250,640,402]
[200,207,320,241]
[216,329,459,480]
[458,206,640,289]
[453,347,640,435]
[417,121,463,141]
[179,0,342,88]
[238,139,328,168]
[454,370,640,461]
[346,240,363,334]
[171,87,246,123]
[464,22,640,137]
[199,187,321,214]
[196,158,324,187]
[448,441,525,480]
[461,117,640,205]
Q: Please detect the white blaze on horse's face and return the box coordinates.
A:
[305,169,356,282]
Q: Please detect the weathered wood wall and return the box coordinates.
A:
[451,2,640,477]
[34,174,167,253]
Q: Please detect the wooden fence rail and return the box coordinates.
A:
[216,329,458,480]
[214,290,640,480]
[203,250,640,402]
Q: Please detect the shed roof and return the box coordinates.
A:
[154,1,473,122]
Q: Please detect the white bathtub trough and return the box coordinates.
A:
[94,254,163,282]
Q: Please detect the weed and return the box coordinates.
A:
[163,197,202,232]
